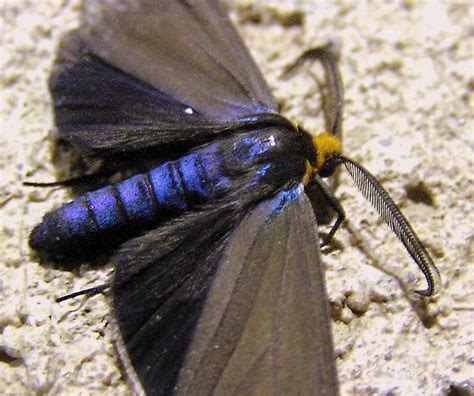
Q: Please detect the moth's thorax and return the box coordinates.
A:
[222,127,310,190]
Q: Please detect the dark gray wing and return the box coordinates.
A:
[112,186,338,395]
[175,186,338,395]
[50,0,277,156]
[81,0,276,119]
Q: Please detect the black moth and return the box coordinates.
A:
[28,1,440,395]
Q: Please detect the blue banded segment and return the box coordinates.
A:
[30,144,230,256]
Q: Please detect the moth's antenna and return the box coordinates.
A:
[339,155,441,296]
[282,42,344,138]
[56,283,110,303]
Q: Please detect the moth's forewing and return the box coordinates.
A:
[51,0,278,157]
[81,0,276,121]
[112,186,338,395]
[176,186,338,395]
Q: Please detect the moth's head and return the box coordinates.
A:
[301,129,342,183]
[311,132,342,173]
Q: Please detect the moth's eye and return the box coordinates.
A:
[319,158,338,178]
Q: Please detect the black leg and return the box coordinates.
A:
[310,174,346,247]
[56,283,110,303]
[24,170,113,188]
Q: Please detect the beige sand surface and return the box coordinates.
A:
[1,1,473,395]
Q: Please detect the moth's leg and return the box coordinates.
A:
[56,283,110,303]
[310,173,346,247]
[24,170,113,188]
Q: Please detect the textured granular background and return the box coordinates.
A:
[1,1,473,395]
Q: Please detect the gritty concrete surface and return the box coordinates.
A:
[1,0,473,395]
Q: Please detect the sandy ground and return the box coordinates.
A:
[1,0,473,395]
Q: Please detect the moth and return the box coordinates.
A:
[28,1,440,395]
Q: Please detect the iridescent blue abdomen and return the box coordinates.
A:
[29,128,308,258]
[29,143,232,257]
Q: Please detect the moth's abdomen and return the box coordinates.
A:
[29,144,230,258]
